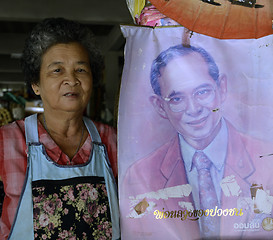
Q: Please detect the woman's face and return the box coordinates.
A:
[32,42,93,114]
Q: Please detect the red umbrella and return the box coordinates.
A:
[149,0,273,39]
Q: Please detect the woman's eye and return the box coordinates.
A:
[53,68,61,73]
[77,68,87,73]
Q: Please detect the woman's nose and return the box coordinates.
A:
[63,71,80,86]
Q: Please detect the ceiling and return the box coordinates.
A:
[0,0,133,87]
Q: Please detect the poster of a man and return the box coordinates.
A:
[119,26,273,239]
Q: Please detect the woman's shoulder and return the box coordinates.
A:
[93,121,117,143]
[0,119,27,174]
[0,119,25,137]
[93,121,118,178]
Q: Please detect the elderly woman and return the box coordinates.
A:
[0,18,119,239]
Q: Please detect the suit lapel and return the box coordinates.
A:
[159,135,200,238]
[220,122,255,237]
[160,135,192,201]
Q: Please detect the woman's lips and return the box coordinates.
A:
[63,92,79,97]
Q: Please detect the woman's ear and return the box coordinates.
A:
[149,94,168,119]
[31,83,40,96]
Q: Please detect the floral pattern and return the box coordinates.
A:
[32,179,112,240]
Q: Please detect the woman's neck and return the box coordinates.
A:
[38,111,88,159]
[39,111,84,138]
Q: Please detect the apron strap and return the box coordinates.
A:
[25,113,39,143]
[83,117,102,143]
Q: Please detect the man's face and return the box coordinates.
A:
[156,52,226,145]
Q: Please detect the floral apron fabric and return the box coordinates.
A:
[8,114,120,240]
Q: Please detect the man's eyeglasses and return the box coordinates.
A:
[162,86,216,112]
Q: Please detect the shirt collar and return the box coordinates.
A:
[37,119,91,165]
[180,118,228,172]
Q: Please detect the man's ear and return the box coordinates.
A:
[149,94,168,119]
[31,83,40,96]
[218,74,227,103]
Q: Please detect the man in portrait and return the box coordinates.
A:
[120,44,273,239]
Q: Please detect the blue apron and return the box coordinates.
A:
[8,114,120,240]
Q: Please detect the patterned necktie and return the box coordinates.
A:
[193,151,220,238]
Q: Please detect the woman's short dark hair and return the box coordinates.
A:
[21,17,104,87]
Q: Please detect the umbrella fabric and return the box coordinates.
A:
[149,0,273,39]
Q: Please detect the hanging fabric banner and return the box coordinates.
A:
[118,25,273,239]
